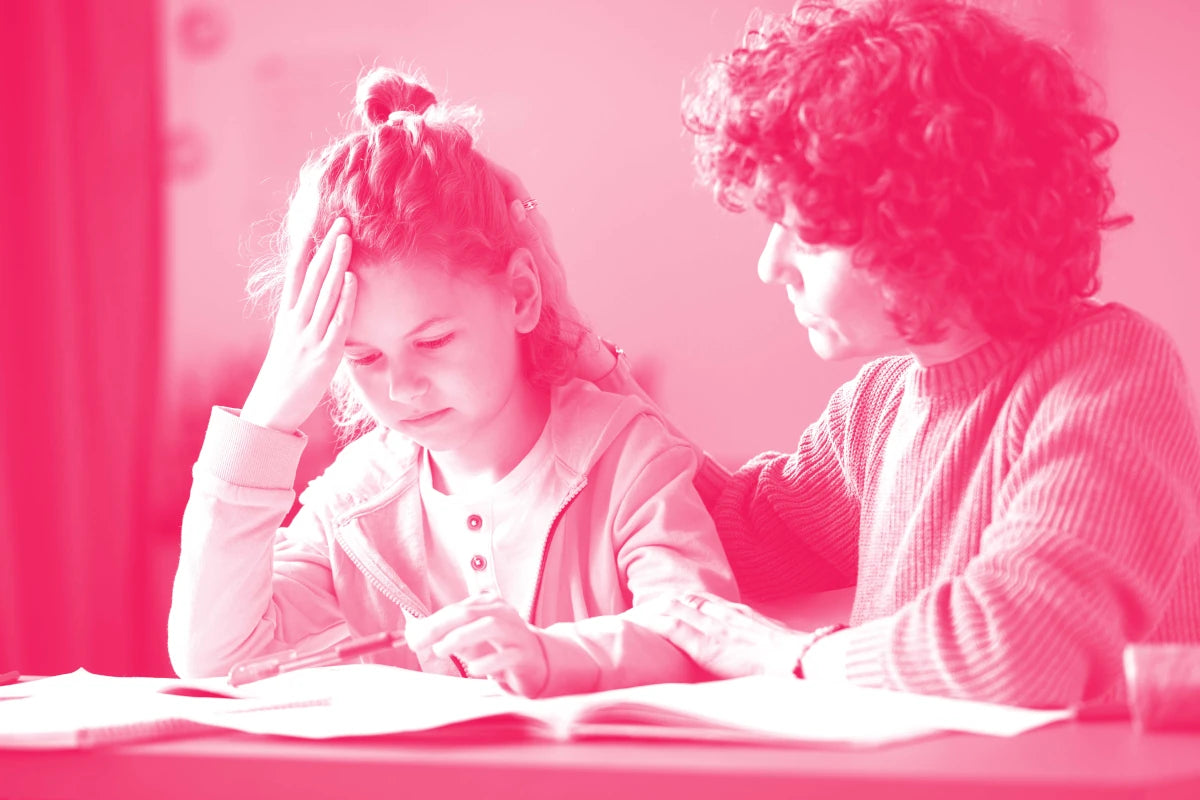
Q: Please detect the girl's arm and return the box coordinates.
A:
[167,408,348,678]
[536,418,741,695]
[405,415,741,697]
[170,214,357,679]
[585,339,732,508]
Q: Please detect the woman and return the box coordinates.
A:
[509,0,1200,707]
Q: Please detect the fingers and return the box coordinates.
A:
[404,594,506,654]
[281,217,317,312]
[321,272,356,350]
[427,616,500,660]
[293,217,349,319]
[485,157,531,204]
[467,649,525,687]
[639,607,709,661]
[311,234,352,334]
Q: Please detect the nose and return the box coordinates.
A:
[757,224,801,288]
[387,359,429,403]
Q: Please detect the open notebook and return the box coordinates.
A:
[0,665,1073,750]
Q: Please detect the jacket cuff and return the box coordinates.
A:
[843,615,894,690]
[196,406,308,490]
[533,628,601,698]
[693,454,733,512]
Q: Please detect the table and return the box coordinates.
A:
[1,718,1198,800]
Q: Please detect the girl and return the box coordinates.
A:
[525,0,1200,707]
[167,68,737,698]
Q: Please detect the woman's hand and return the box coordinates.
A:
[242,217,357,432]
[487,159,564,277]
[487,160,617,383]
[636,593,810,679]
[404,593,550,697]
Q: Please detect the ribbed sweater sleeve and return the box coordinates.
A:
[840,308,1200,706]
[712,360,908,601]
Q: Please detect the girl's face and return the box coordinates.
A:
[757,221,907,361]
[342,256,539,461]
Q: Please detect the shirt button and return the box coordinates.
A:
[470,555,487,572]
[467,514,482,530]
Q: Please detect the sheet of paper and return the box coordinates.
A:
[0,671,279,749]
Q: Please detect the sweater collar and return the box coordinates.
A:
[905,336,1025,399]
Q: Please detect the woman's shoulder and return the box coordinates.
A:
[1030,301,1187,381]
[1005,302,1195,425]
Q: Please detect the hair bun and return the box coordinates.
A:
[356,67,438,127]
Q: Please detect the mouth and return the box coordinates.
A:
[397,408,450,426]
[793,310,818,327]
[786,299,817,328]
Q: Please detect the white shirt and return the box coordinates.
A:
[417,422,553,615]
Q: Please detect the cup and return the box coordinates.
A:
[1124,643,1200,732]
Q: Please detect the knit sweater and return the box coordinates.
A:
[707,302,1200,707]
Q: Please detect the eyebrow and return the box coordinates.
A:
[344,315,456,349]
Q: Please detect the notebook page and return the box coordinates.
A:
[186,664,536,738]
[537,676,1073,743]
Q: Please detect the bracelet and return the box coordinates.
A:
[792,623,849,679]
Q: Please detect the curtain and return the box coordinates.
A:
[0,1,162,675]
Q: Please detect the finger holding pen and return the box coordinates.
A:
[405,593,550,697]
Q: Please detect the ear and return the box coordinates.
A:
[505,247,543,335]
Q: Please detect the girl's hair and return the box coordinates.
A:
[249,67,585,441]
[685,0,1130,343]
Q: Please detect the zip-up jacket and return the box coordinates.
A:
[168,379,739,696]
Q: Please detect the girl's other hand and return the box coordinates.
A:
[242,218,357,433]
[405,592,550,697]
[635,593,809,679]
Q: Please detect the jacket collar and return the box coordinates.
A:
[302,379,650,520]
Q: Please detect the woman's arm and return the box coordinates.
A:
[839,327,1200,707]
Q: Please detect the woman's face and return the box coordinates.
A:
[757,221,907,361]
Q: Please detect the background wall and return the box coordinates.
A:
[164,0,1200,476]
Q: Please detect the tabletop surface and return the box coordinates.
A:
[2,716,1199,800]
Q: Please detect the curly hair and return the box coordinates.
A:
[249,67,586,441]
[685,0,1130,343]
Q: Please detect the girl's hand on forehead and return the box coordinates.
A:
[241,217,357,433]
[405,591,550,698]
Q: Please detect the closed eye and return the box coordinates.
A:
[416,333,455,350]
[345,352,381,367]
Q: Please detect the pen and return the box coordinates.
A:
[0,670,19,687]
[228,630,405,687]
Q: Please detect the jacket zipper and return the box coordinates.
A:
[525,478,589,624]
[332,526,470,678]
